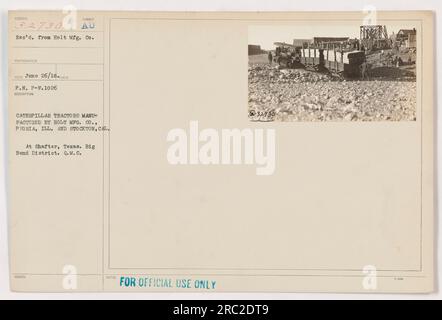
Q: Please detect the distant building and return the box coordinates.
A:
[407,34,417,48]
[292,38,313,48]
[313,37,349,45]
[396,29,417,48]
[248,44,263,55]
[397,29,416,40]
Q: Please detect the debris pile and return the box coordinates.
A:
[248,64,416,122]
[249,65,335,84]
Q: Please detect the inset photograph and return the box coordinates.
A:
[248,25,417,121]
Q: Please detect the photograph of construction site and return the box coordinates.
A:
[248,24,417,121]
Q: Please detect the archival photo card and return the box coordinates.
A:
[8,11,434,293]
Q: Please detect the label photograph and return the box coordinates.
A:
[248,24,417,121]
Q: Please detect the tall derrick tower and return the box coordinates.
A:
[360,25,390,50]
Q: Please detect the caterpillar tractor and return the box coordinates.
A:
[272,42,303,68]
[273,41,366,78]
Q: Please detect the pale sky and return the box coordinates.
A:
[248,24,417,50]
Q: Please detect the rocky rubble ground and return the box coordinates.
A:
[248,64,416,121]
